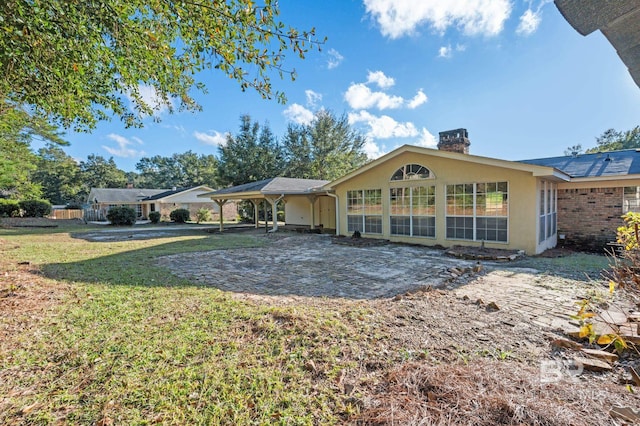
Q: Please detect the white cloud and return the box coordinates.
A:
[283,103,315,125]
[516,9,540,35]
[407,89,428,109]
[456,43,467,52]
[127,84,173,116]
[193,130,228,147]
[348,110,419,139]
[344,83,404,110]
[416,128,437,147]
[305,90,323,107]
[438,45,452,58]
[363,0,512,39]
[327,48,344,69]
[363,139,384,159]
[366,70,395,89]
[102,134,146,158]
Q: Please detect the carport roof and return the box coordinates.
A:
[199,177,330,200]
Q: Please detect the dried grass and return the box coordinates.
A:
[353,359,636,426]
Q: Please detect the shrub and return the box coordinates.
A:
[149,211,161,224]
[0,199,20,217]
[170,208,190,223]
[107,206,136,226]
[19,200,52,217]
[196,208,211,224]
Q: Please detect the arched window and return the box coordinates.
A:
[390,164,433,181]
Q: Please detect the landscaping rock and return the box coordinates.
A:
[550,338,583,350]
[580,348,619,363]
[574,356,612,372]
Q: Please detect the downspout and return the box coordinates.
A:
[325,192,340,236]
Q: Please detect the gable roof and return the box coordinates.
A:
[142,185,214,201]
[199,177,330,199]
[87,188,169,204]
[88,186,215,203]
[324,144,569,189]
[520,149,640,179]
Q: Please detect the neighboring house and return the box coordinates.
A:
[201,129,640,254]
[87,185,235,221]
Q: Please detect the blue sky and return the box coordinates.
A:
[61,0,640,172]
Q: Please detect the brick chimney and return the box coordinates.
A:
[126,182,134,189]
[438,128,470,154]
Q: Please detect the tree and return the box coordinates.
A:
[79,155,127,197]
[564,144,583,157]
[136,151,218,188]
[0,102,67,199]
[283,111,368,180]
[32,144,82,204]
[218,115,285,186]
[585,126,640,153]
[1,0,324,131]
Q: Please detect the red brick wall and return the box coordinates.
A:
[557,187,623,251]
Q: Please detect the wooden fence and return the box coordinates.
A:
[49,209,84,220]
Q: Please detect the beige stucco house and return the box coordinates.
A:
[200,129,640,254]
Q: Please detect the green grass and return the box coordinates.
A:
[0,226,378,425]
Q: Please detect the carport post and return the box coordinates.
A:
[215,199,227,232]
[307,195,318,230]
[251,200,260,228]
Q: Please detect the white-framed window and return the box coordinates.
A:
[624,186,640,213]
[135,204,143,218]
[446,182,508,242]
[390,164,433,181]
[539,181,557,243]
[347,189,382,234]
[390,186,436,237]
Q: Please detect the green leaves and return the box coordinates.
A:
[1,0,325,130]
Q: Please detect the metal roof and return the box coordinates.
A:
[520,149,640,178]
[555,0,640,88]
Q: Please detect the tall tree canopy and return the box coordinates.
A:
[32,144,82,204]
[585,126,640,153]
[218,115,285,186]
[1,0,324,131]
[79,155,128,193]
[0,103,67,199]
[283,111,368,181]
[136,151,218,188]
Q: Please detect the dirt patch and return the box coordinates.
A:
[445,244,524,261]
[0,217,84,228]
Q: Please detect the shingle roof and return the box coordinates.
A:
[520,149,640,178]
[555,0,640,88]
[88,188,169,203]
[143,187,191,201]
[203,177,330,197]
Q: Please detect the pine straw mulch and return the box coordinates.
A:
[352,359,637,426]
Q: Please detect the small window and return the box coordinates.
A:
[391,164,432,181]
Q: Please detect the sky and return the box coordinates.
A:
[60,0,640,172]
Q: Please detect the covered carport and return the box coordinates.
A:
[198,177,335,233]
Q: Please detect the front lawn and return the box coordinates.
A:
[0,226,376,425]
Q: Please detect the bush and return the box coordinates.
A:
[170,208,190,223]
[196,208,211,224]
[107,206,136,226]
[0,199,20,217]
[149,211,161,224]
[19,200,52,217]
